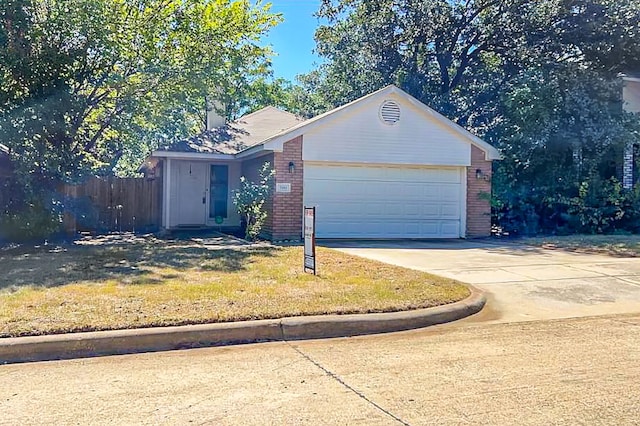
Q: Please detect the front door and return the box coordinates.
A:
[176,161,208,226]
[209,165,229,223]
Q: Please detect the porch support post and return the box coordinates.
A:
[164,159,172,228]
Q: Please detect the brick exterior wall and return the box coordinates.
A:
[241,153,275,237]
[466,145,492,237]
[242,139,492,240]
[623,143,635,189]
[271,136,304,240]
[240,136,303,241]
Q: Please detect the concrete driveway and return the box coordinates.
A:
[326,240,640,323]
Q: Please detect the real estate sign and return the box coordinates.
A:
[304,207,316,275]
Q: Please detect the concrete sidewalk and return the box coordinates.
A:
[328,240,640,323]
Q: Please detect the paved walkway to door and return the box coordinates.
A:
[325,240,640,323]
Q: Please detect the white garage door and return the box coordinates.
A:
[304,164,465,239]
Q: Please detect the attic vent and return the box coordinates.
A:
[379,100,401,125]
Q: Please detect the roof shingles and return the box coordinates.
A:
[159,106,305,155]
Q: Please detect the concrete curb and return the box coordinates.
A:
[0,288,485,364]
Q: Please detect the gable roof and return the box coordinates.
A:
[153,86,501,161]
[240,85,501,161]
[156,106,305,155]
[621,72,640,82]
[0,144,11,176]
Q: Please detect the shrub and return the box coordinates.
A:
[232,162,274,241]
[0,200,62,243]
[493,176,640,236]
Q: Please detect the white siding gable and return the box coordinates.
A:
[623,79,640,114]
[302,93,471,166]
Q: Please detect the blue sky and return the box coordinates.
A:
[260,1,324,82]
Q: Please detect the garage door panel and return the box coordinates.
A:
[319,201,455,219]
[316,220,461,238]
[305,164,464,238]
[441,222,462,236]
[306,181,461,203]
[421,204,441,217]
[439,187,463,202]
[305,165,462,184]
[422,185,440,200]
[405,203,421,216]
[438,202,461,218]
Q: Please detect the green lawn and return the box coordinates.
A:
[520,234,640,257]
[0,234,469,338]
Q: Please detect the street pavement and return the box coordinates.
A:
[2,241,640,425]
[1,314,639,425]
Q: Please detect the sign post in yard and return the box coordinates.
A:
[304,207,316,275]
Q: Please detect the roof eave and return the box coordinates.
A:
[150,150,236,160]
[233,143,265,158]
[156,84,503,162]
[253,84,503,161]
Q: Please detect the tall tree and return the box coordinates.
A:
[301,0,640,234]
[308,0,640,123]
[0,0,280,183]
[0,0,280,239]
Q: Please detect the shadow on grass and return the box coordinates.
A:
[0,233,278,291]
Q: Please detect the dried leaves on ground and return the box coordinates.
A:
[521,235,640,257]
[0,234,469,337]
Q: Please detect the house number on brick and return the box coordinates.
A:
[276,183,291,193]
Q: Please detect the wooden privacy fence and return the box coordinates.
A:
[61,176,162,234]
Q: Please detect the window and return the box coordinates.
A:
[210,165,228,219]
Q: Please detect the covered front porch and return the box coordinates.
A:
[161,156,242,230]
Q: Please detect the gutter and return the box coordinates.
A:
[150,151,236,161]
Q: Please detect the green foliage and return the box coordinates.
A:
[491,66,640,235]
[493,174,640,236]
[549,178,640,235]
[0,0,280,240]
[232,162,274,241]
[563,179,626,234]
[227,77,313,118]
[307,0,571,122]
[619,184,640,232]
[308,0,640,121]
[0,198,61,242]
[306,0,640,235]
[1,0,280,178]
